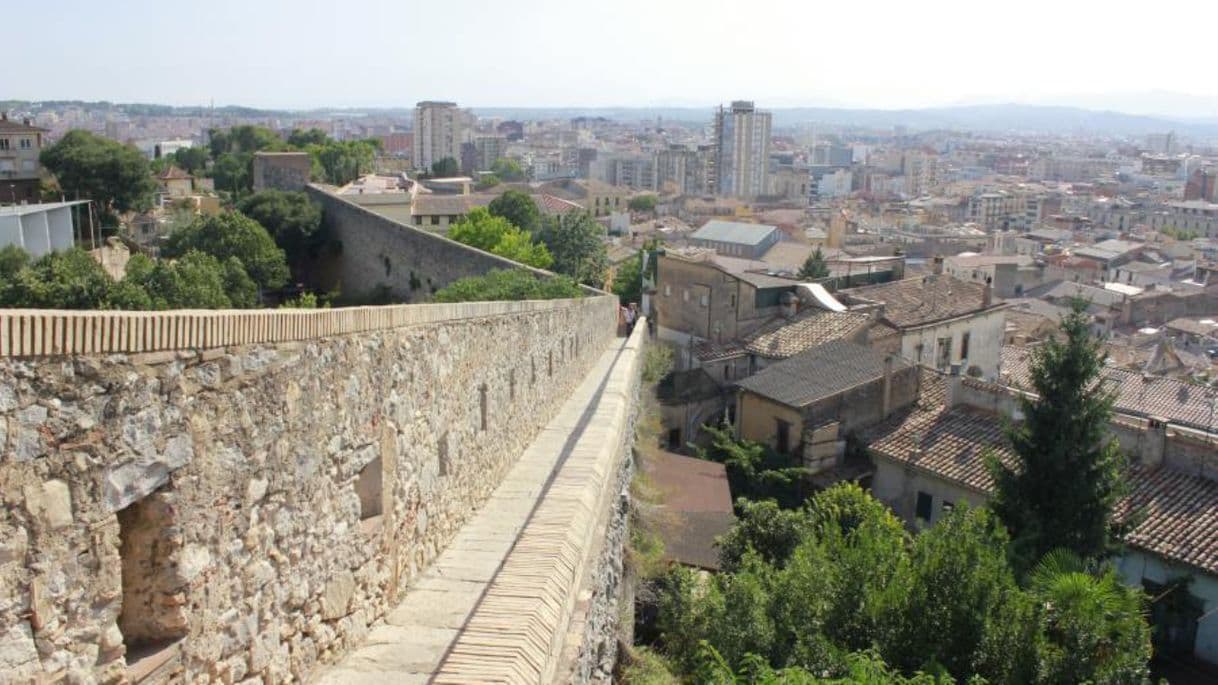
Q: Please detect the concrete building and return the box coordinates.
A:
[688,220,781,259]
[1148,201,1218,238]
[713,101,772,199]
[656,145,713,195]
[943,253,1044,298]
[0,201,89,257]
[412,101,468,172]
[252,152,312,192]
[0,114,47,203]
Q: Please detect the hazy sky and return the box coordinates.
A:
[12,0,1218,113]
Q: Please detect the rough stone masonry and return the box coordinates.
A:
[0,298,615,683]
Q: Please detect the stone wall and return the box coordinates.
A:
[306,185,562,302]
[0,296,617,683]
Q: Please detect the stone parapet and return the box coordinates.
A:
[0,297,610,358]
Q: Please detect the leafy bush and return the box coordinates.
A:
[432,269,583,303]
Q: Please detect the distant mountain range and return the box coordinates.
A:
[7,99,1218,139]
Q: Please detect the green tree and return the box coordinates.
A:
[0,247,115,309]
[433,269,583,303]
[490,157,526,182]
[448,207,553,269]
[431,157,460,177]
[309,140,378,186]
[165,212,289,291]
[536,211,609,288]
[475,174,501,191]
[612,252,643,306]
[1026,550,1151,684]
[236,190,328,276]
[878,505,1036,684]
[212,152,253,195]
[717,498,811,571]
[0,245,30,281]
[798,247,830,280]
[988,299,1128,565]
[208,125,284,158]
[170,146,210,175]
[696,423,805,507]
[629,194,658,212]
[488,189,541,233]
[287,127,330,147]
[40,130,155,221]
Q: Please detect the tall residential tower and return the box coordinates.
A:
[412,101,467,172]
[712,101,772,199]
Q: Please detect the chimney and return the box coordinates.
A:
[0,112,7,122]
[22,117,32,127]
[947,362,963,408]
[932,255,944,275]
[881,354,895,418]
[982,275,993,307]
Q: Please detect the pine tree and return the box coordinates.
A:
[797,247,829,280]
[988,299,1128,566]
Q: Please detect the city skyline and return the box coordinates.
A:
[11,0,1218,118]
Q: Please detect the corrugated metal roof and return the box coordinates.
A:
[692,220,779,246]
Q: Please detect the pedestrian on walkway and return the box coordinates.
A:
[625,303,637,336]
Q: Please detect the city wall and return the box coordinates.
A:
[0,296,618,683]
[305,185,562,302]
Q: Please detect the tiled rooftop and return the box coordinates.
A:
[736,340,910,409]
[867,370,1218,575]
[1000,346,1218,431]
[841,274,997,329]
[742,308,872,360]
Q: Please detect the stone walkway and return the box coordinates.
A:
[314,331,640,684]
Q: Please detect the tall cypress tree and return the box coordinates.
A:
[988,299,1128,566]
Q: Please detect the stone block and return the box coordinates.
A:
[24,479,73,530]
[321,571,356,620]
[0,622,40,678]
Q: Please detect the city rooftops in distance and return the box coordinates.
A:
[416,100,458,107]
[690,220,779,246]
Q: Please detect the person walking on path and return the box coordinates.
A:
[625,303,637,336]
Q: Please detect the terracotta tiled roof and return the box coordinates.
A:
[1000,345,1218,431]
[866,373,1009,493]
[537,193,583,214]
[841,274,998,329]
[868,370,1218,575]
[694,339,747,363]
[742,308,872,359]
[736,340,911,409]
[1119,466,1218,575]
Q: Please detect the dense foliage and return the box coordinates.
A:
[0,245,258,310]
[798,247,830,280]
[488,189,542,234]
[988,298,1129,566]
[430,157,460,177]
[695,423,806,508]
[236,190,329,278]
[612,251,643,306]
[536,211,609,288]
[629,194,658,212]
[490,157,526,182]
[164,212,290,291]
[650,484,1150,685]
[447,208,553,269]
[40,130,156,223]
[432,268,583,303]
